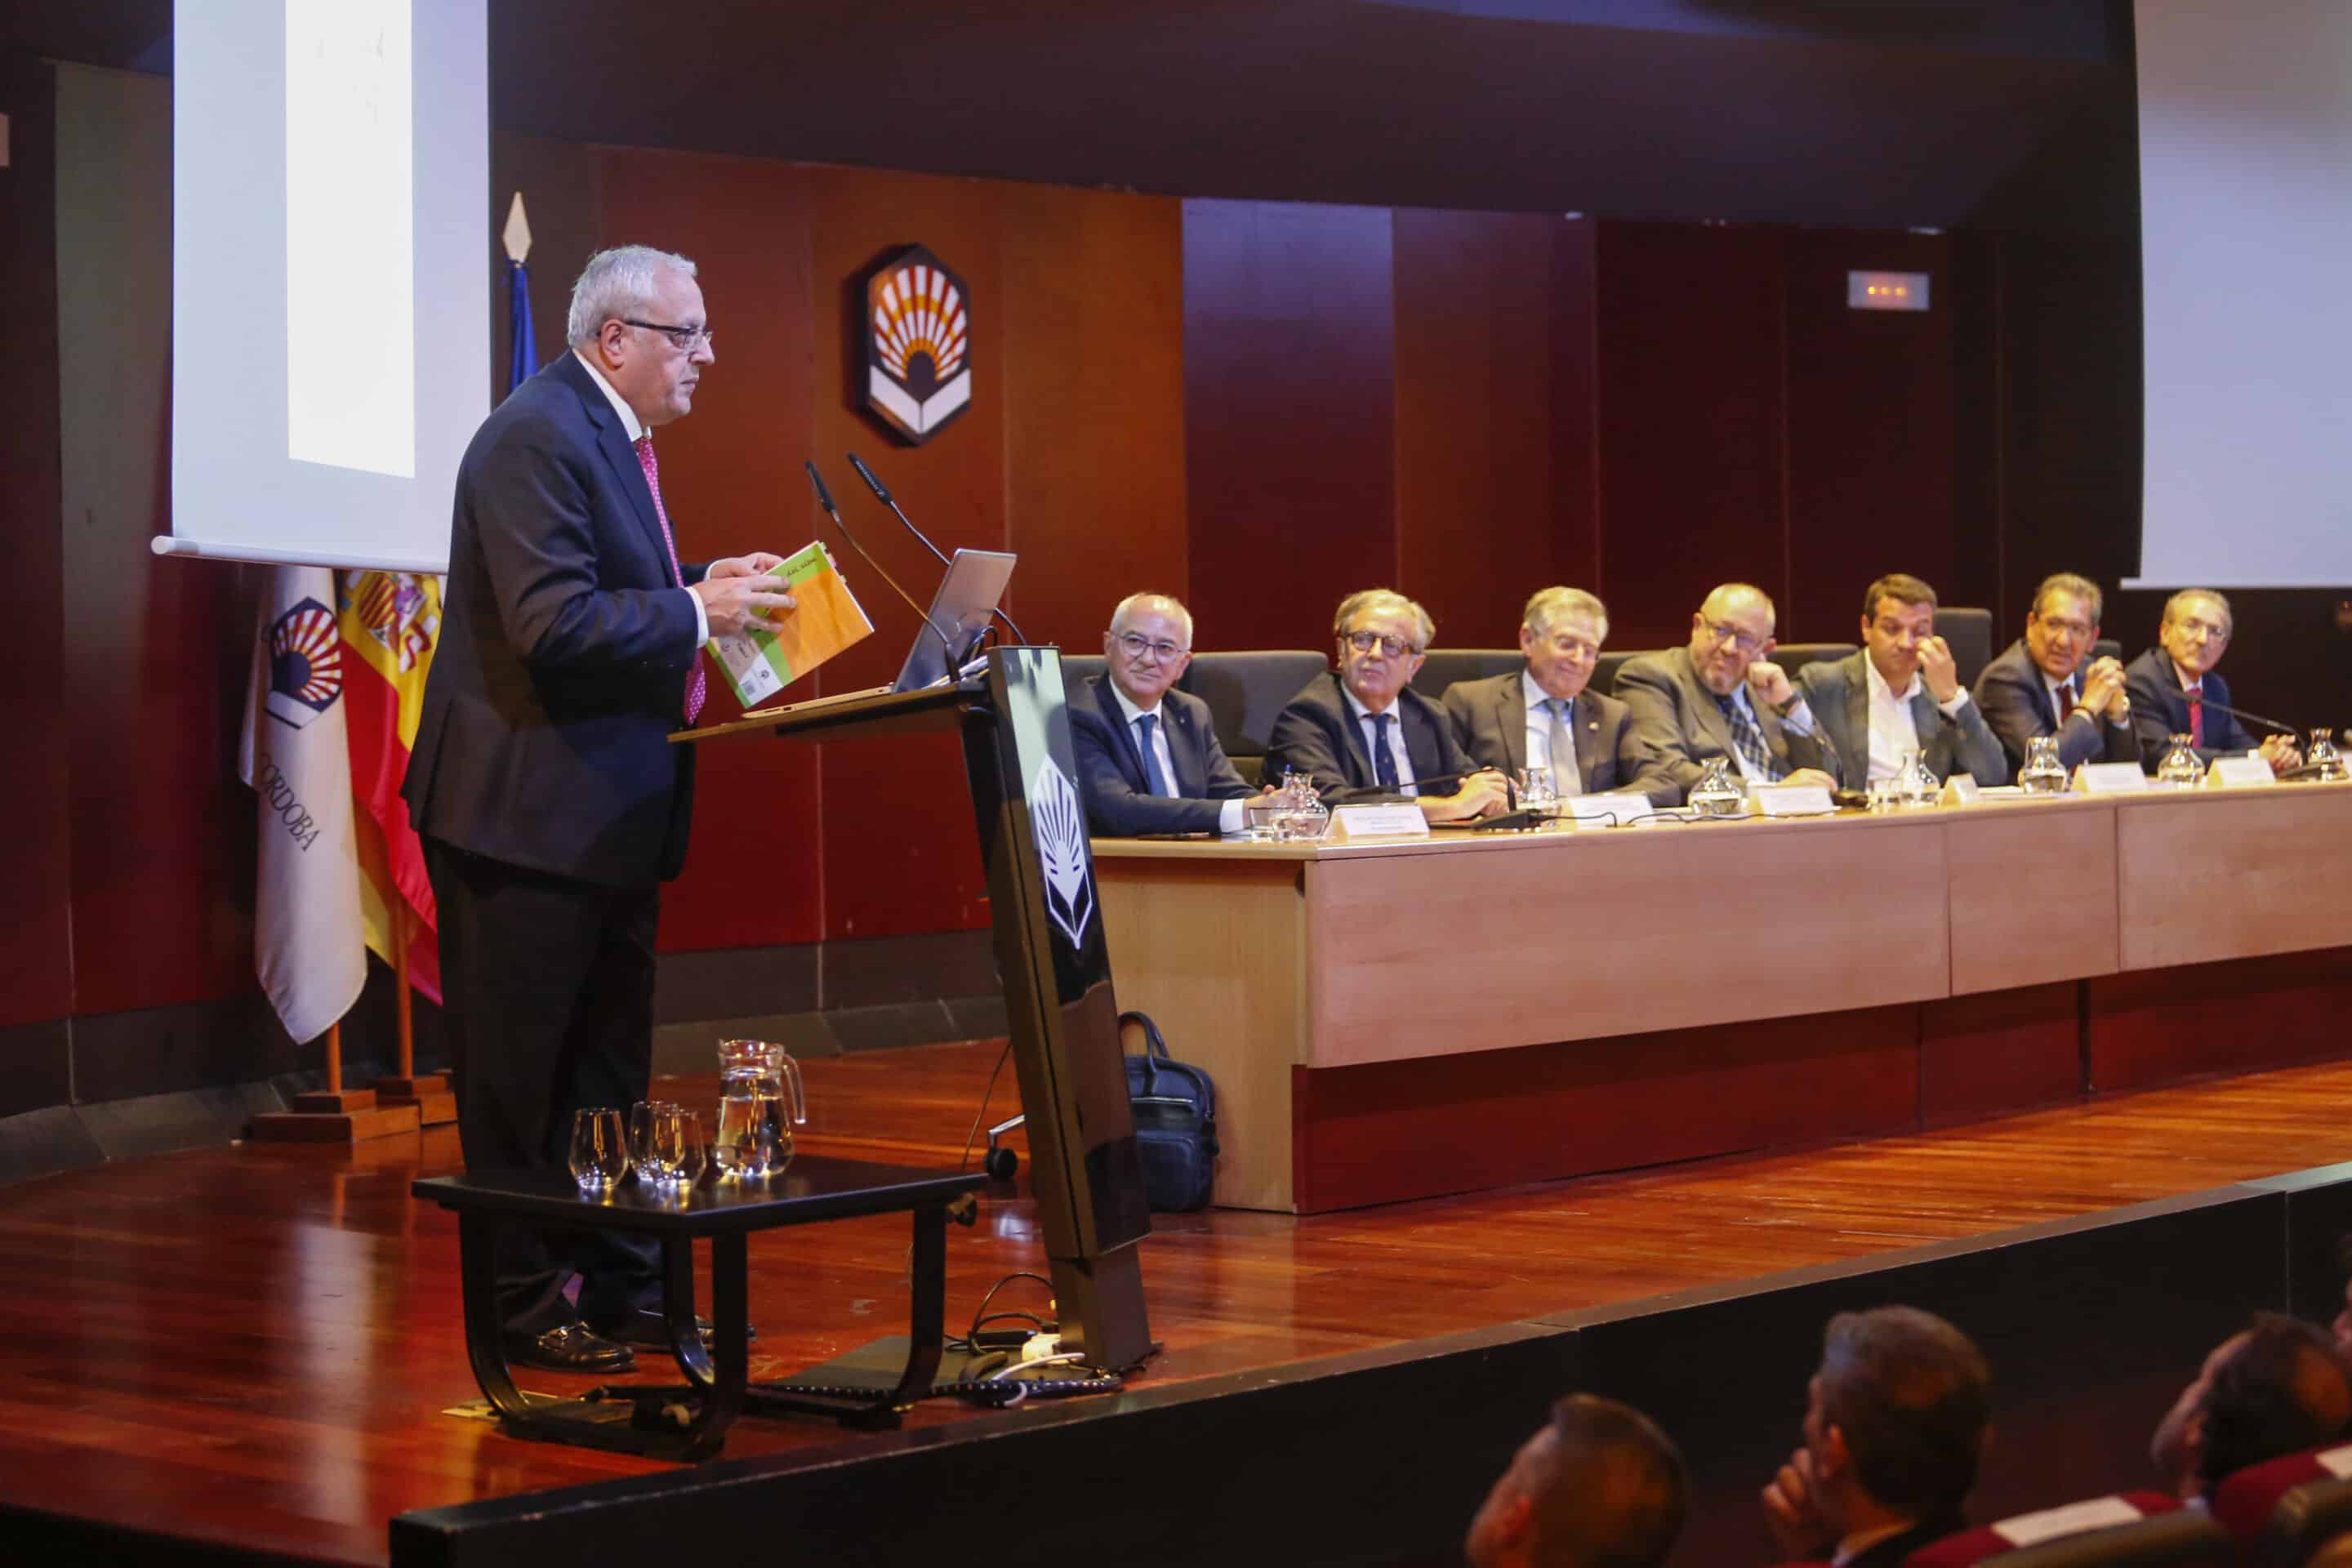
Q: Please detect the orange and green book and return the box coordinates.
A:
[702,541,874,709]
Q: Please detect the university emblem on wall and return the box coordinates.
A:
[860,246,971,445]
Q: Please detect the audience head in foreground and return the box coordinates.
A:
[1465,1393,1687,1568]
[2150,1312,2352,1499]
[1762,1306,1992,1567]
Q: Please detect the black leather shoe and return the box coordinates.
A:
[504,1321,636,1374]
[593,1307,757,1350]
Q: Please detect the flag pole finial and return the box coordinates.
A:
[502,192,532,265]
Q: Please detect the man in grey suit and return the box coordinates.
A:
[1615,583,1836,798]
[1971,572,2137,773]
[1790,573,2010,788]
[1443,586,1679,806]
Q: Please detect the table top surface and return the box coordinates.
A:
[1088,777,2350,860]
[413,1156,988,1233]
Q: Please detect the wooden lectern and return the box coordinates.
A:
[676,647,1155,1369]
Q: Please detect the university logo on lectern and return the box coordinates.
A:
[1029,756,1096,951]
[860,246,972,445]
[264,597,344,730]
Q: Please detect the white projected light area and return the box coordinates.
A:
[167,0,485,573]
[286,0,414,478]
[2134,0,2352,589]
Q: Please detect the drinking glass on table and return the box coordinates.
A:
[568,1107,627,1192]
[2018,735,2067,795]
[671,1109,708,1188]
[1517,768,1557,814]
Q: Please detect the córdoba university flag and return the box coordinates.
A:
[239,565,367,1044]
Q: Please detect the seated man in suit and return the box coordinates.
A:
[1263,589,1512,820]
[1442,586,1679,807]
[1614,582,1836,797]
[2124,589,2304,775]
[1464,1393,1687,1568]
[1972,572,2138,773]
[1789,573,2010,788]
[1762,1307,1990,1568]
[2149,1313,2352,1501]
[1069,592,1258,836]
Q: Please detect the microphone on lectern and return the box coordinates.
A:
[803,461,952,658]
[844,452,1029,644]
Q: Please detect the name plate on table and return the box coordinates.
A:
[1939,773,1981,806]
[2203,756,2275,789]
[2072,762,2149,795]
[1559,792,1655,828]
[1744,783,1834,817]
[1326,804,1430,842]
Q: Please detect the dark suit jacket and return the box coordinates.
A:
[1613,647,1829,796]
[1263,671,1473,805]
[1795,650,2011,788]
[1972,638,2139,773]
[1802,1512,1967,1568]
[1440,669,1681,806]
[2123,646,2256,766]
[404,353,707,889]
[1069,676,1250,835]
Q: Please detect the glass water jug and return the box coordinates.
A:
[2307,729,2346,783]
[2157,734,2202,787]
[1895,751,1940,809]
[2018,735,2067,795]
[714,1039,807,1178]
[1688,757,1744,817]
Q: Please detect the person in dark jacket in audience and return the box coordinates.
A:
[1465,1392,1687,1568]
[1761,1306,1991,1567]
[2150,1312,2352,1500]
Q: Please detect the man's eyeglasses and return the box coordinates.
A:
[2033,615,2094,639]
[1114,631,1187,662]
[1345,630,1422,658]
[1700,621,1766,657]
[621,318,715,352]
[2171,617,2229,642]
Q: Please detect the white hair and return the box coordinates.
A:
[1334,589,1435,652]
[567,245,698,348]
[1109,593,1194,645]
[1522,586,1610,644]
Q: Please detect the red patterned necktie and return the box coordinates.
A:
[2186,687,2203,748]
[633,434,706,724]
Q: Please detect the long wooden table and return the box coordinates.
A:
[1093,783,2352,1211]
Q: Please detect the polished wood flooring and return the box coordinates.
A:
[11,1042,2352,1565]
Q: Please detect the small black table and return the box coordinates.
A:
[413,1157,988,1460]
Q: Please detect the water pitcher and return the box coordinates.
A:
[2157,734,2201,787]
[2018,735,2066,795]
[1688,757,1744,817]
[714,1039,807,1178]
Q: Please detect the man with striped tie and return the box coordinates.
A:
[406,246,795,1374]
[1615,582,1837,800]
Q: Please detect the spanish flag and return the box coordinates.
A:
[338,570,443,1001]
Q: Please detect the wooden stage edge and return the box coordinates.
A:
[11,1042,2352,1568]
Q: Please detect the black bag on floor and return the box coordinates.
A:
[1121,1011,1218,1212]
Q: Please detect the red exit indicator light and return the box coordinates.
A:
[1849,270,1931,311]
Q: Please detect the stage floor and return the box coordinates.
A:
[10,1040,2352,1566]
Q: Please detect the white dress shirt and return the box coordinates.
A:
[1864,657,1972,783]
[1342,685,1419,795]
[573,350,709,645]
[1107,682,1245,833]
[1521,670,1582,794]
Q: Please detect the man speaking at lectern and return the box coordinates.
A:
[405,246,797,1374]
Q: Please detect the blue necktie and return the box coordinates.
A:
[1136,713,1171,796]
[1715,692,1782,783]
[1370,711,1399,789]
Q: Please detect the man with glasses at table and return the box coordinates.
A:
[406,245,795,1374]
[1972,572,2138,774]
[1615,582,1837,798]
[1069,592,1263,835]
[1263,589,1513,821]
[2123,589,2303,774]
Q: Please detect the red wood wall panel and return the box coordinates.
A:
[1593,224,1789,648]
[1783,229,1957,639]
[1182,199,1396,654]
[1550,219,1603,606]
[1919,985,2081,1128]
[1000,185,1188,652]
[1392,208,1561,648]
[0,56,77,1030]
[2087,949,2352,1094]
[590,149,826,953]
[808,166,1008,942]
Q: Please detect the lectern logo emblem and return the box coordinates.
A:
[1030,757,1096,950]
[264,598,344,730]
[860,245,972,445]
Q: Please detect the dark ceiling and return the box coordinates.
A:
[5,0,2128,228]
